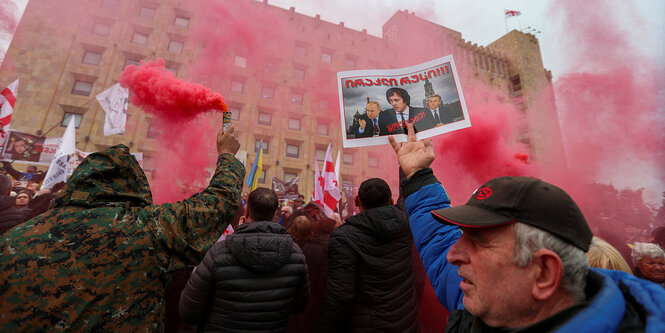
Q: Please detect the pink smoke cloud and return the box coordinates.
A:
[119,58,228,121]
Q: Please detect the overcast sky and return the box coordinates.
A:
[3,0,663,77]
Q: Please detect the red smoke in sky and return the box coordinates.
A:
[119,58,228,121]
[546,0,665,233]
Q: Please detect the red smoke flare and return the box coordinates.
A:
[119,58,228,121]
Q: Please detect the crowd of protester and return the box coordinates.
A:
[1,124,664,332]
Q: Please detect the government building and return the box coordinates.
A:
[0,0,565,199]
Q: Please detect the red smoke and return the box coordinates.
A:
[119,58,228,121]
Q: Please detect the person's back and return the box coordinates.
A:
[0,128,245,331]
[319,178,419,333]
[179,188,309,332]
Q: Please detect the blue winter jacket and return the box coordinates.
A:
[403,169,665,332]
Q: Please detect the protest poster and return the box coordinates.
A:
[0,130,59,165]
[337,55,470,148]
[272,176,300,201]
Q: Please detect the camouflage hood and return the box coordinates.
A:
[55,144,152,208]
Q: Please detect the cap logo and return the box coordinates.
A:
[475,187,492,200]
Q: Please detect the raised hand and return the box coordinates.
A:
[359,119,367,130]
[388,123,435,178]
[217,125,240,155]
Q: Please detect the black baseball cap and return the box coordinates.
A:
[431,176,592,251]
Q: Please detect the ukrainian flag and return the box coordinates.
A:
[246,140,263,191]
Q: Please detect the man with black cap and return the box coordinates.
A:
[389,124,665,332]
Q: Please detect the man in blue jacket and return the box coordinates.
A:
[388,124,665,332]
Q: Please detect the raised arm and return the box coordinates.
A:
[388,124,464,311]
[141,126,246,273]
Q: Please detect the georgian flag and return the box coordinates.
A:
[0,79,19,144]
[321,144,342,216]
[504,9,521,18]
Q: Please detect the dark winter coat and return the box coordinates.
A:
[318,205,419,333]
[179,221,309,332]
[288,240,329,333]
[0,196,27,234]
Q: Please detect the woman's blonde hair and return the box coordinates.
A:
[288,215,313,241]
[587,237,632,273]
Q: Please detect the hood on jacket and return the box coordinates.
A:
[345,205,408,241]
[226,221,293,274]
[54,144,152,209]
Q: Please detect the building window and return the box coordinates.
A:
[228,106,240,120]
[317,123,328,135]
[101,0,119,10]
[288,118,301,130]
[124,58,141,69]
[291,92,303,105]
[258,112,271,125]
[262,85,275,99]
[345,58,356,69]
[132,31,148,45]
[315,148,326,162]
[230,79,244,93]
[510,75,522,92]
[343,152,353,165]
[255,139,269,154]
[147,122,162,138]
[174,16,189,27]
[82,50,102,66]
[168,40,184,54]
[62,113,82,128]
[321,50,332,64]
[284,172,298,182]
[368,156,378,168]
[234,56,247,68]
[295,44,307,58]
[286,144,299,158]
[92,22,111,37]
[165,65,178,75]
[139,6,156,20]
[293,67,305,80]
[258,170,266,184]
[72,80,93,96]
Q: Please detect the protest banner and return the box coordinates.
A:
[272,176,300,201]
[0,130,59,165]
[337,55,470,148]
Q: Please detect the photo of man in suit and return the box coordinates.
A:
[428,94,464,125]
[379,87,436,135]
[354,101,386,138]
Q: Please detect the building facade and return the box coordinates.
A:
[0,0,565,199]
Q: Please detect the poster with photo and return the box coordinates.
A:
[0,130,59,165]
[337,55,470,148]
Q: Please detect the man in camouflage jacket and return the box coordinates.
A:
[0,127,245,332]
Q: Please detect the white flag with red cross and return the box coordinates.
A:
[0,79,19,145]
[504,9,521,18]
[321,144,342,216]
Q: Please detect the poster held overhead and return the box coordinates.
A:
[337,55,470,148]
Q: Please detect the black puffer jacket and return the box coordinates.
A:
[179,221,309,332]
[318,205,419,332]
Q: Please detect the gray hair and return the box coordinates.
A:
[512,223,589,302]
[631,242,665,266]
[0,174,11,195]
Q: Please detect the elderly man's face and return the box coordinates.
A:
[365,104,381,119]
[637,256,665,282]
[428,96,442,109]
[446,224,538,327]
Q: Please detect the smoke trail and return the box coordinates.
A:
[119,58,228,120]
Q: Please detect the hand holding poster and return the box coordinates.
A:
[337,55,470,148]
